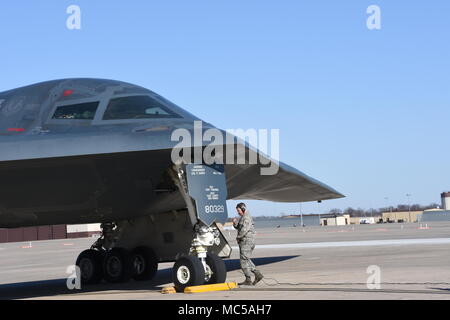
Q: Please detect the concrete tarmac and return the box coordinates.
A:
[1,222,450,300]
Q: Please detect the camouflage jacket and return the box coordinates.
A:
[233,211,255,242]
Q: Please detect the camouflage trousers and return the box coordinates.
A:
[238,238,256,277]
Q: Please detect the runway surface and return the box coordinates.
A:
[1,222,450,300]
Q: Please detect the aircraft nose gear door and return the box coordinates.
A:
[170,163,231,291]
[185,163,228,226]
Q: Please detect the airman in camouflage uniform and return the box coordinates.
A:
[233,202,264,286]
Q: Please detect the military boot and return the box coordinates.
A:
[252,270,264,285]
[238,276,253,286]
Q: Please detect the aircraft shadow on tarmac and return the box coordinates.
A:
[0,255,299,299]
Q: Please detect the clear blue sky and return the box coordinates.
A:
[1,1,449,216]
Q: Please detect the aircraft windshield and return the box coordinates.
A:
[103,95,182,120]
[52,102,99,120]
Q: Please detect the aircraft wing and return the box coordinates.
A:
[225,160,343,202]
[223,141,344,202]
[0,129,344,205]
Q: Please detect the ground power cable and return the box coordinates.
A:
[235,270,450,287]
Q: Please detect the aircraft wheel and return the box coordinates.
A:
[131,246,158,281]
[75,249,104,284]
[103,248,134,283]
[204,253,227,285]
[172,255,205,292]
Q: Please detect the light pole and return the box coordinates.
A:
[384,197,392,212]
[384,196,391,223]
[406,193,412,222]
[299,203,304,227]
[317,201,321,226]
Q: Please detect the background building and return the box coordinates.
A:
[0,223,101,243]
[320,214,350,226]
[442,192,450,210]
[66,223,101,238]
[419,209,450,222]
[381,211,422,223]
[348,216,382,224]
[0,225,67,243]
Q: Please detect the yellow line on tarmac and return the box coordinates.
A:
[184,282,238,294]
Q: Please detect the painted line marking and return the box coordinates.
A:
[231,238,450,250]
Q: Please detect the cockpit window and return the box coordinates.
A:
[52,102,99,120]
[103,95,182,120]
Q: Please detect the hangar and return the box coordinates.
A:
[419,209,450,222]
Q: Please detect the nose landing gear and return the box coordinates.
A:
[172,255,205,290]
[170,163,230,292]
[171,223,227,292]
[172,252,227,291]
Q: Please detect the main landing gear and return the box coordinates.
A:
[75,223,159,285]
[74,219,228,291]
[74,163,231,291]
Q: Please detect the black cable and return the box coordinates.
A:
[236,270,450,286]
[261,277,450,286]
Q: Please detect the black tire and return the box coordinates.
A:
[205,253,227,285]
[131,246,158,281]
[75,249,104,285]
[172,255,205,292]
[103,248,134,283]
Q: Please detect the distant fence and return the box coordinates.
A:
[0,225,67,243]
[254,216,320,228]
